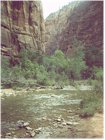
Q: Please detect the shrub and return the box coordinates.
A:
[1,56,10,81]
[36,65,49,85]
[65,39,87,80]
[79,91,103,118]
[89,66,103,94]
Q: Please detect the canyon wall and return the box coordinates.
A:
[45,1,103,67]
[1,1,45,64]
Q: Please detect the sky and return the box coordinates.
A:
[42,0,76,19]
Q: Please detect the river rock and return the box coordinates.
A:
[26,126,32,131]
[55,118,62,122]
[6,133,11,136]
[66,122,73,125]
[62,122,67,126]
[13,135,18,138]
[66,122,79,125]
[42,117,47,120]
[72,122,79,125]
[9,128,16,131]
[51,95,56,97]
[35,127,42,134]
[25,132,30,136]
[16,120,24,128]
[23,122,30,127]
[5,136,12,138]
[68,110,73,113]
[30,131,36,137]
[58,125,63,128]
[11,131,15,134]
[48,118,51,121]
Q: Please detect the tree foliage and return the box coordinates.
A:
[1,38,102,88]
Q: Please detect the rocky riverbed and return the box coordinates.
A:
[1,87,103,138]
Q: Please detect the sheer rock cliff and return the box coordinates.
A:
[45,1,103,67]
[1,1,45,64]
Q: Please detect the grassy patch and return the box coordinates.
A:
[79,91,103,118]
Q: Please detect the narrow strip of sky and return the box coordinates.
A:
[42,0,76,19]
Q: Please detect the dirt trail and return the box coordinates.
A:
[78,113,103,138]
[88,113,103,137]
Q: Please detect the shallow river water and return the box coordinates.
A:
[1,88,102,138]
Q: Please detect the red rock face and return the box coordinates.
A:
[45,1,103,67]
[1,1,45,63]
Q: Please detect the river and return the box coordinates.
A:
[1,88,103,138]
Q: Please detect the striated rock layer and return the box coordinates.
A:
[45,1,103,67]
[1,1,45,65]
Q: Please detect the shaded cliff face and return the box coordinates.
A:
[45,1,80,54]
[1,1,45,64]
[45,1,103,67]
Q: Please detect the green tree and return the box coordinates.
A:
[1,56,10,81]
[66,39,87,79]
[90,66,103,93]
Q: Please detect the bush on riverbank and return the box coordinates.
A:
[88,67,103,94]
[79,91,103,118]
[79,66,103,118]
